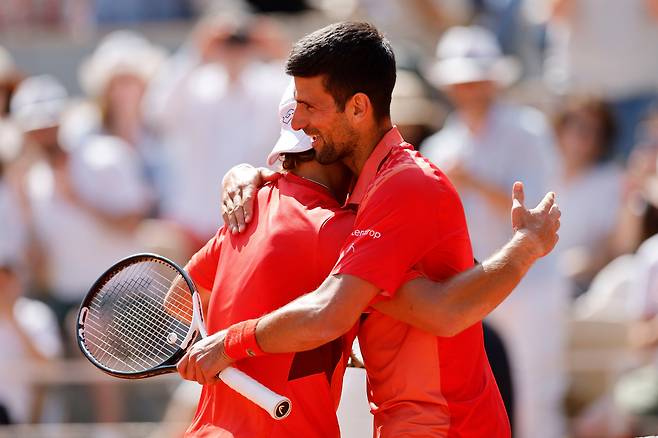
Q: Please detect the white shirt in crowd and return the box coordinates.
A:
[0,297,62,423]
[575,233,658,322]
[27,136,151,302]
[555,163,624,261]
[422,102,567,438]
[544,0,658,99]
[0,181,27,261]
[144,49,287,240]
[422,102,559,280]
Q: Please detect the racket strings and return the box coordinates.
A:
[91,265,191,370]
[82,260,195,373]
[85,264,177,370]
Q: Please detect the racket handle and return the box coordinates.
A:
[218,367,292,420]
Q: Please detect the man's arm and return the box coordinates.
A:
[374,182,560,337]
[176,274,379,385]
[374,232,541,337]
[180,182,558,384]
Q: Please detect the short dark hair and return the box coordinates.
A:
[554,96,617,162]
[286,22,396,121]
[281,148,316,170]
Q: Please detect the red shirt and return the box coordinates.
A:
[332,127,510,437]
[186,173,355,438]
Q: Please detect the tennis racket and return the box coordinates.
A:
[76,253,291,420]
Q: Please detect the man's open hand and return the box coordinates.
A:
[510,181,561,258]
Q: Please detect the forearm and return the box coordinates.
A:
[255,293,341,353]
[253,275,378,354]
[375,231,541,337]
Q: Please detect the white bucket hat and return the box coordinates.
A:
[426,26,520,88]
[267,80,313,166]
[79,30,167,97]
[10,74,68,132]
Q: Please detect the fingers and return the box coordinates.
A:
[223,190,251,233]
[549,203,561,232]
[510,182,527,231]
[177,351,217,385]
[231,193,247,233]
[241,185,256,225]
[177,354,191,380]
[536,191,556,214]
[512,181,525,209]
[549,203,561,219]
[223,197,240,234]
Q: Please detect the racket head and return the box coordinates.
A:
[76,253,200,379]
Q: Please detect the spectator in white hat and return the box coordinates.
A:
[9,75,150,336]
[143,12,288,248]
[421,25,567,438]
[66,30,166,208]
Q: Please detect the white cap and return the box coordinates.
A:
[266,80,312,166]
[426,26,520,87]
[79,30,166,97]
[10,75,68,132]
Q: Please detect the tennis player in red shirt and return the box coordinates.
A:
[181,81,358,437]
[178,22,561,437]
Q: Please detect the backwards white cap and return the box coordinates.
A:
[267,80,312,166]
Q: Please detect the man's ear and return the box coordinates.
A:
[347,93,371,122]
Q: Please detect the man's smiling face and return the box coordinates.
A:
[291,75,358,166]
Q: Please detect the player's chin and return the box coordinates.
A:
[314,146,342,165]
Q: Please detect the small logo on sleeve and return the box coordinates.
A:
[351,229,382,239]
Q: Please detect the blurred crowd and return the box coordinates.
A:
[0,0,658,437]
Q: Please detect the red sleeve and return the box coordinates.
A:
[186,227,226,290]
[332,168,466,297]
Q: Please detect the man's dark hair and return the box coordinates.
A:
[286,22,396,121]
[281,148,316,170]
[554,96,617,162]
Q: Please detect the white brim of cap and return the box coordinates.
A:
[267,126,313,166]
[426,57,520,88]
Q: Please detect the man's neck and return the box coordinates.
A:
[291,161,352,202]
[460,104,494,136]
[347,119,394,176]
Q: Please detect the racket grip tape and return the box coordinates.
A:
[218,366,292,420]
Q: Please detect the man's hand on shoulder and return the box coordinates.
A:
[221,164,280,234]
[510,181,561,260]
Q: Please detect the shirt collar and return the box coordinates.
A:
[345,126,405,206]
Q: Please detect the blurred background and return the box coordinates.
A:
[0,0,657,437]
